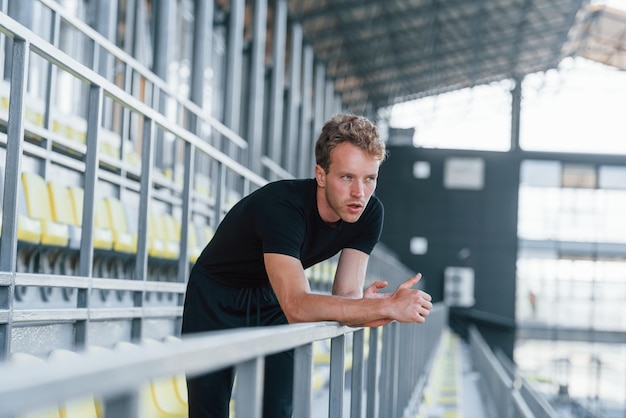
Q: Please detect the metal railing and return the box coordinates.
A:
[468,325,558,418]
[0,305,447,418]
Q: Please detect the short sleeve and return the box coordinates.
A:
[255,192,306,259]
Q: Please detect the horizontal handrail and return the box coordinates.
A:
[468,325,558,418]
[0,322,351,416]
[35,0,249,151]
[0,304,449,418]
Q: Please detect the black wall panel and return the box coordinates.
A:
[377,146,521,357]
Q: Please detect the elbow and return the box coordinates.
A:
[281,300,309,324]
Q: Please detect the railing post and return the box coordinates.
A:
[366,327,380,418]
[351,329,365,418]
[293,344,313,418]
[329,334,346,418]
[103,390,139,418]
[0,36,29,360]
[235,357,265,418]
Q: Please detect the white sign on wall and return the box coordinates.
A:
[443,157,485,190]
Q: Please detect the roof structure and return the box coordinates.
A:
[287,0,624,112]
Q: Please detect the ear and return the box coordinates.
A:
[315,164,326,187]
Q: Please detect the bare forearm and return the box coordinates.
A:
[283,292,391,325]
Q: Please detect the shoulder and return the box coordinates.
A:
[243,179,315,217]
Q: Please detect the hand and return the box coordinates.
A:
[390,273,433,323]
[363,281,390,299]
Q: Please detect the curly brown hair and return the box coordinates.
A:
[315,114,387,173]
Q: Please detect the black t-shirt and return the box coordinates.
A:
[196,178,383,287]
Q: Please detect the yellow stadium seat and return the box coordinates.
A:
[185,222,203,263]
[115,341,187,418]
[47,349,99,418]
[160,213,181,260]
[47,181,82,250]
[17,213,42,244]
[147,212,168,259]
[21,172,69,247]
[162,336,188,406]
[67,187,114,251]
[10,352,62,418]
[103,197,137,253]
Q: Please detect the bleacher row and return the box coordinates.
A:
[0,167,216,280]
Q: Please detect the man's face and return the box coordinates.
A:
[315,142,380,224]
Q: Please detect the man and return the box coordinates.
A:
[182,113,433,418]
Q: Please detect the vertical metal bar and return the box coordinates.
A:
[366,327,379,418]
[43,10,60,132]
[223,0,244,135]
[103,391,139,418]
[177,143,194,284]
[510,77,522,152]
[75,83,103,349]
[132,117,155,340]
[267,0,288,171]
[151,0,173,170]
[246,0,268,175]
[0,37,29,360]
[213,162,225,228]
[298,45,314,178]
[189,0,213,134]
[78,84,102,278]
[234,357,265,418]
[351,329,365,418]
[329,334,346,418]
[313,62,325,155]
[379,325,393,418]
[390,323,400,418]
[135,117,155,282]
[324,79,334,120]
[293,344,313,418]
[284,22,302,174]
[0,37,28,273]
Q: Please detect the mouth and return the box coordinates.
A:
[347,202,363,213]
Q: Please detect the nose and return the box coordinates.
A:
[351,180,365,197]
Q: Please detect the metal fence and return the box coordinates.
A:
[0,305,447,418]
[468,325,559,418]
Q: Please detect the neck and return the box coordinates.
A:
[316,186,340,225]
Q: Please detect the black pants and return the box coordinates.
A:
[181,264,294,418]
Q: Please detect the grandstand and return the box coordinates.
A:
[1,0,625,417]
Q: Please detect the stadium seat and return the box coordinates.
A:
[9,352,62,418]
[47,349,99,418]
[47,181,82,250]
[184,221,202,263]
[161,336,188,406]
[103,197,137,254]
[21,172,69,247]
[159,213,181,260]
[67,186,114,251]
[147,212,169,259]
[114,341,187,418]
